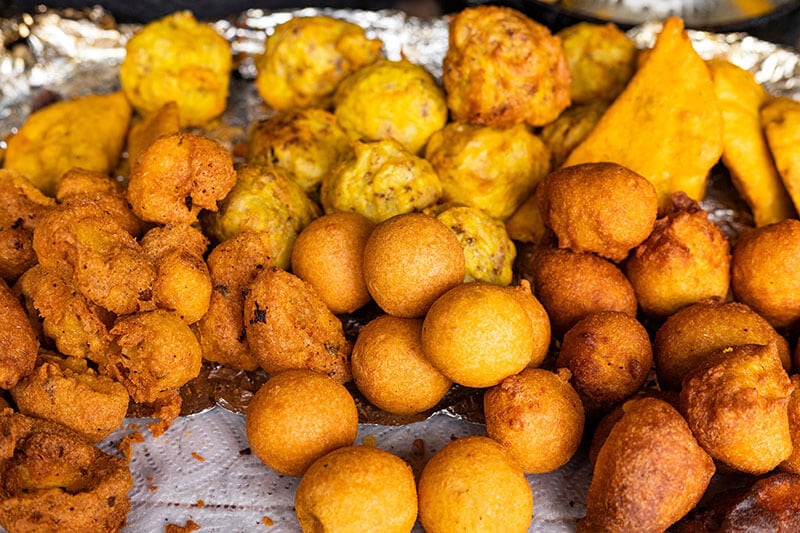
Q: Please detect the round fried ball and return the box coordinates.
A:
[504,186,548,244]
[362,212,465,318]
[418,435,533,533]
[780,375,800,473]
[537,162,658,262]
[245,369,358,477]
[0,278,37,390]
[421,282,534,388]
[484,368,584,474]
[351,315,451,415]
[502,280,551,368]
[291,212,375,314]
[443,5,570,127]
[294,445,417,533]
[539,102,607,169]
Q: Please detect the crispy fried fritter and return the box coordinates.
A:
[539,102,606,169]
[762,96,800,216]
[125,101,181,169]
[781,375,800,473]
[502,280,551,369]
[0,279,37,390]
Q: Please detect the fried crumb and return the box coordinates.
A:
[194,499,205,508]
[149,485,158,492]
[119,430,145,461]
[362,434,377,447]
[165,519,200,533]
[262,516,274,526]
[412,438,425,454]
[191,451,206,462]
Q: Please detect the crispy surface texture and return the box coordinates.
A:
[503,280,551,369]
[540,102,606,169]
[125,101,181,168]
[762,96,800,215]
[0,279,37,390]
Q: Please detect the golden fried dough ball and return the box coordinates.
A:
[10,353,128,442]
[0,279,37,390]
[244,267,351,382]
[321,138,442,223]
[443,5,570,127]
[680,343,793,474]
[557,22,637,104]
[626,193,731,317]
[295,445,417,533]
[246,107,352,195]
[334,59,447,154]
[579,396,714,533]
[291,212,374,314]
[484,368,584,474]
[425,122,551,221]
[255,15,383,111]
[504,186,547,244]
[557,311,653,416]
[540,102,606,168]
[127,132,236,225]
[418,435,533,533]
[246,369,358,477]
[781,375,800,473]
[125,101,181,168]
[502,280,551,368]
[203,164,320,269]
[537,162,658,262]
[120,11,232,126]
[731,218,800,329]
[528,246,637,336]
[351,315,451,415]
[654,300,791,390]
[0,411,132,533]
[362,213,464,318]
[421,282,534,388]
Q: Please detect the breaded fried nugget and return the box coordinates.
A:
[762,96,800,216]
[443,5,570,127]
[0,279,37,390]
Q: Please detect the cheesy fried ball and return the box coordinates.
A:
[351,315,451,416]
[731,218,800,329]
[537,162,658,262]
[484,368,584,474]
[291,212,374,314]
[246,369,358,477]
[557,22,637,104]
[295,446,418,533]
[425,122,551,221]
[255,15,383,111]
[654,300,791,390]
[244,267,352,383]
[680,343,793,474]
[781,375,800,473]
[203,164,320,269]
[334,59,447,154]
[503,280,551,368]
[321,138,442,223]
[0,278,37,390]
[362,213,465,318]
[540,102,606,168]
[120,10,232,126]
[579,397,715,533]
[246,107,352,196]
[418,435,532,533]
[127,131,236,225]
[443,5,570,127]
[626,193,731,317]
[556,311,653,416]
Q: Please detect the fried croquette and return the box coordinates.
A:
[120,11,232,126]
[0,279,37,390]
[762,96,800,215]
[125,101,181,168]
[255,15,383,110]
[443,5,570,127]
[539,102,606,168]
[502,280,551,368]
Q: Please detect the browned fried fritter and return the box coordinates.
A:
[0,278,37,390]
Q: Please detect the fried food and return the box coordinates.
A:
[290,212,374,315]
[0,278,37,390]
[125,101,181,168]
[417,435,533,533]
[502,280,551,368]
[334,59,447,154]
[255,15,383,110]
[295,445,418,533]
[761,96,800,215]
[351,315,452,415]
[443,5,570,127]
[536,162,658,262]
[246,369,358,476]
[120,11,232,126]
[781,375,800,473]
[484,368,584,474]
[504,186,547,244]
[425,122,551,221]
[321,138,442,223]
[564,17,723,208]
[421,282,534,388]
[540,102,606,168]
[3,91,131,196]
[653,300,791,391]
[362,213,465,318]
[127,132,236,225]
[243,267,352,382]
[731,218,800,329]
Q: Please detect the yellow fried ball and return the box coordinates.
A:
[502,280,551,368]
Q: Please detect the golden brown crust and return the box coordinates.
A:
[0,279,37,390]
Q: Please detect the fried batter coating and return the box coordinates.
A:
[762,96,800,215]
[243,267,352,382]
[127,132,236,225]
[0,279,37,390]
[120,11,232,126]
[539,102,606,168]
[504,186,547,244]
[321,138,442,223]
[443,5,570,127]
[255,15,383,111]
[125,101,181,168]
[781,375,800,473]
[503,280,551,368]
[680,343,793,474]
[425,122,551,221]
[0,411,132,533]
[334,59,448,154]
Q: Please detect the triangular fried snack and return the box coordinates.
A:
[761,96,800,217]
